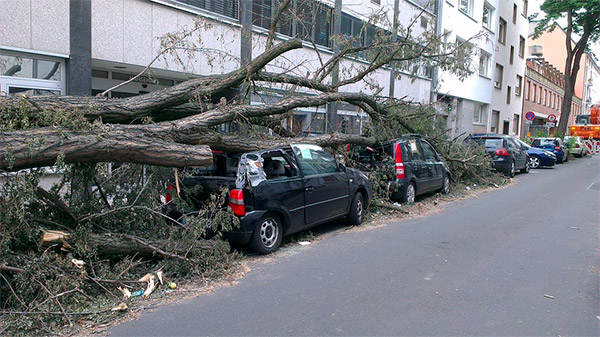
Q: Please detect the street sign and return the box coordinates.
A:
[548,114,557,122]
[546,122,556,127]
[525,111,535,121]
[525,120,532,125]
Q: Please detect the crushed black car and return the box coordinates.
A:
[165,144,372,254]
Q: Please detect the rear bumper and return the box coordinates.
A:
[389,179,409,200]
[222,210,267,245]
[491,157,512,174]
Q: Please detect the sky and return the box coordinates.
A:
[529,0,600,59]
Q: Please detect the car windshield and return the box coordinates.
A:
[472,138,503,149]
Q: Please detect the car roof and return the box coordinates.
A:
[469,133,505,139]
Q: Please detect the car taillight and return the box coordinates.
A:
[495,148,510,156]
[228,189,246,216]
[554,146,560,151]
[395,143,405,179]
[165,183,174,204]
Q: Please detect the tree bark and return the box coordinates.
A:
[0,126,213,171]
[1,91,400,171]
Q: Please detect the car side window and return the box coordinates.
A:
[420,141,437,161]
[506,139,517,150]
[408,139,424,160]
[531,139,541,146]
[262,151,298,181]
[292,144,339,176]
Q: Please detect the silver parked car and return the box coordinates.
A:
[564,136,587,158]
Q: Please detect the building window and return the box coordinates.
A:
[479,50,491,77]
[513,114,520,134]
[516,75,522,96]
[277,0,333,48]
[473,103,486,124]
[507,86,512,104]
[519,36,525,58]
[522,0,528,17]
[0,53,65,95]
[524,79,530,100]
[512,3,517,23]
[498,17,507,44]
[538,86,541,104]
[542,89,546,105]
[252,0,272,29]
[177,0,239,19]
[459,0,473,17]
[482,2,493,30]
[510,46,514,65]
[532,83,537,101]
[494,63,504,88]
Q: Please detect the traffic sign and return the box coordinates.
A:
[548,114,557,122]
[546,122,556,127]
[525,111,535,121]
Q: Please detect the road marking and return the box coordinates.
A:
[587,182,600,190]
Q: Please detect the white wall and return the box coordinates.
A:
[91,0,241,75]
[0,0,70,55]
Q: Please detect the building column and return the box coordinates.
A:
[326,0,342,133]
[67,0,92,96]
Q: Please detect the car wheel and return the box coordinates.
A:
[401,182,416,204]
[248,213,283,254]
[347,192,364,226]
[529,155,541,169]
[507,161,515,178]
[520,159,530,173]
[564,153,569,162]
[441,174,450,195]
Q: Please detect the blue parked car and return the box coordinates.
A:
[531,137,569,163]
[514,139,556,169]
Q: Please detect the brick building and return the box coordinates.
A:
[522,57,582,136]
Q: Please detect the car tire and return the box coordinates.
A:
[347,192,365,226]
[401,182,416,204]
[520,160,530,173]
[529,155,541,169]
[564,153,569,162]
[441,174,450,194]
[248,213,283,254]
[507,160,515,178]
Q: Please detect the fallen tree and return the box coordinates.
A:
[0,7,494,335]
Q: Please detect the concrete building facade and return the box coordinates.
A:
[436,0,528,137]
[0,0,438,135]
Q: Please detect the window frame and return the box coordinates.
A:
[498,17,507,45]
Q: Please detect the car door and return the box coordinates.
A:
[419,140,443,192]
[507,138,527,169]
[404,138,428,193]
[252,150,306,234]
[291,144,350,226]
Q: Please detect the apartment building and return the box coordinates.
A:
[521,57,567,136]
[582,53,600,116]
[0,0,437,135]
[436,0,528,137]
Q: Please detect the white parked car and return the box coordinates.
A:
[564,136,587,157]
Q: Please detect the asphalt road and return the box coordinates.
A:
[110,156,599,336]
